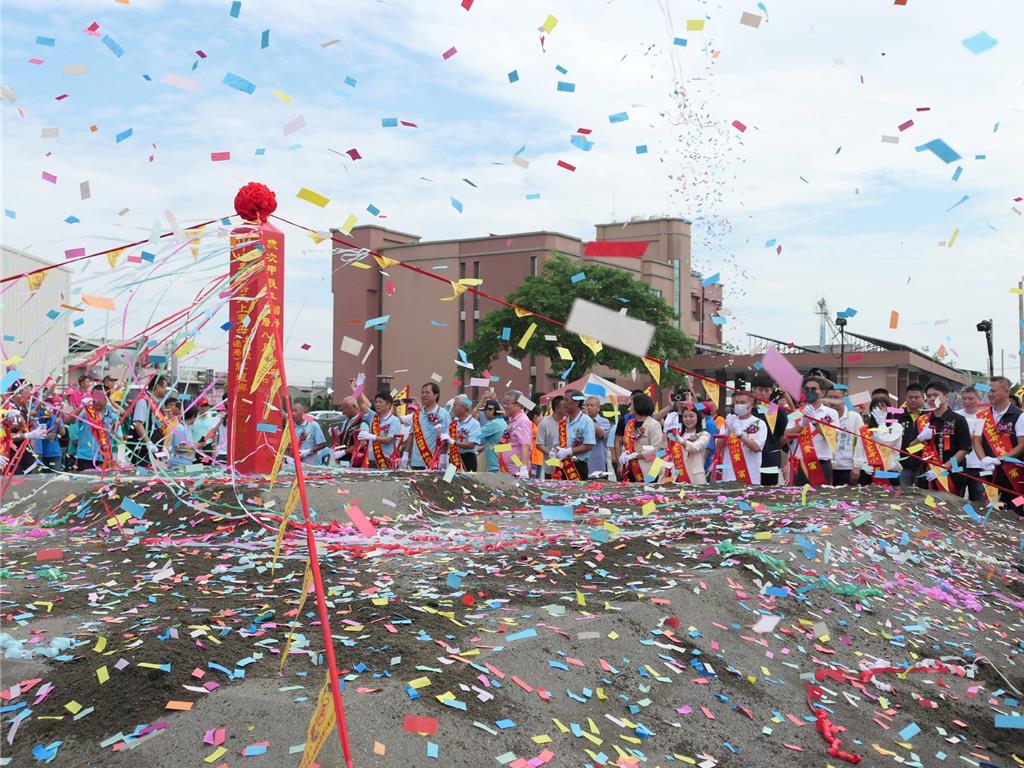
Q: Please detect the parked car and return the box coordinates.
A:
[308,410,347,434]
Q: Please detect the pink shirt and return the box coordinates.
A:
[500,410,533,471]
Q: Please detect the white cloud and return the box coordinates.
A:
[2,0,1022,386]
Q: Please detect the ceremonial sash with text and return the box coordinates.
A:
[796,424,827,486]
[368,414,397,469]
[85,405,114,468]
[622,420,644,483]
[666,436,691,483]
[978,407,1024,495]
[448,419,463,470]
[860,425,892,485]
[413,411,440,469]
[861,425,886,471]
[916,414,953,493]
[554,417,581,480]
[727,433,752,484]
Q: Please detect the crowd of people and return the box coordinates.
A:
[1,373,224,474]
[3,368,1023,510]
[315,372,1023,508]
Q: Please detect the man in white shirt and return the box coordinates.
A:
[825,389,868,486]
[977,375,1024,506]
[404,382,451,470]
[554,390,597,480]
[784,375,839,486]
[441,394,481,472]
[718,391,768,484]
[537,395,565,479]
[954,385,986,502]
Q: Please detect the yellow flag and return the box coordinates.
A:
[268,422,291,486]
[513,307,533,318]
[578,334,603,356]
[279,562,313,671]
[822,423,838,454]
[248,336,277,395]
[518,322,538,349]
[272,480,302,569]
[372,252,400,269]
[185,227,204,260]
[642,357,661,385]
[703,379,720,407]
[26,271,47,292]
[440,280,468,302]
[299,676,336,768]
[308,230,328,245]
[107,249,124,270]
[263,373,282,421]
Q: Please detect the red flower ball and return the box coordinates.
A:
[233,182,277,223]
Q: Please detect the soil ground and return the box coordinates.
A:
[1,469,1022,768]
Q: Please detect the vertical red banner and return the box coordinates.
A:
[227,221,285,474]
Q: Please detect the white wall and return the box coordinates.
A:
[0,246,71,387]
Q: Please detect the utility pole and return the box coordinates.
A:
[1019,276,1023,384]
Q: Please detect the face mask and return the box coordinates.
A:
[734,404,750,417]
[804,390,820,404]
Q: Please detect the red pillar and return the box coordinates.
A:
[226,184,283,474]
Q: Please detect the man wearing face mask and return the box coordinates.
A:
[719,390,768,484]
[784,375,839,486]
[751,374,788,486]
[897,383,926,488]
[910,380,971,493]
[976,376,1024,506]
[954,386,986,502]
[824,388,868,486]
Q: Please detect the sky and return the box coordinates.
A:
[1,0,1022,387]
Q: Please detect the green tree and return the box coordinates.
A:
[463,254,693,387]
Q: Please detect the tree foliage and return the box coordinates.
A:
[463,254,693,387]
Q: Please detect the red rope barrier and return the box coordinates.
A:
[270,215,1023,506]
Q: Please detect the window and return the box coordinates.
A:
[650,287,663,299]
[530,255,538,276]
[473,261,480,313]
[691,295,701,320]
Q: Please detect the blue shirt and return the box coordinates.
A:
[33,411,63,457]
[587,415,611,475]
[168,422,196,467]
[410,406,451,468]
[479,416,507,472]
[453,416,482,450]
[562,411,597,461]
[75,406,119,461]
[361,411,403,468]
[703,415,719,472]
[297,419,327,464]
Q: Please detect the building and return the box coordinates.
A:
[0,246,71,388]
[331,217,722,401]
[675,331,973,407]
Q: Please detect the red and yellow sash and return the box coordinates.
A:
[368,413,397,469]
[727,434,752,484]
[85,405,114,468]
[861,425,886,471]
[622,420,644,482]
[796,425,827,486]
[916,414,952,493]
[554,417,581,480]
[978,407,1024,495]
[448,419,463,470]
[666,438,691,483]
[412,411,440,469]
